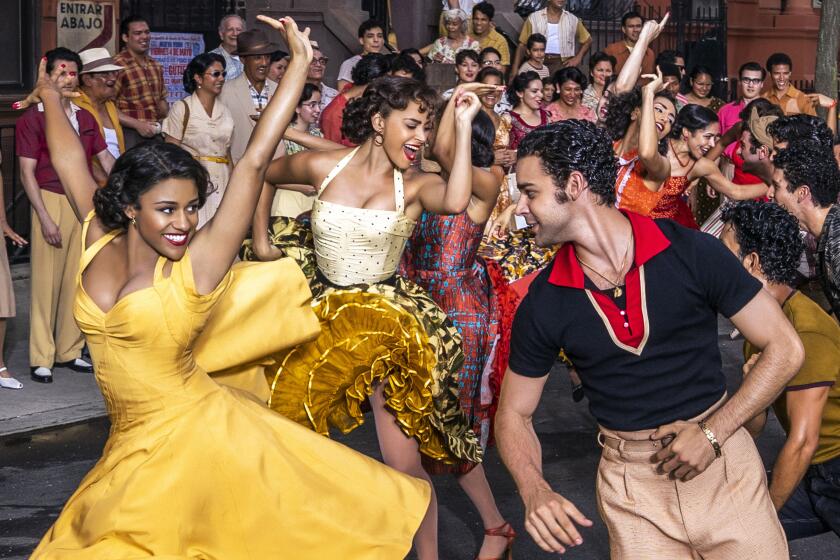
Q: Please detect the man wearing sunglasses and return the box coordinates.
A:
[219,29,283,163]
[306,42,338,114]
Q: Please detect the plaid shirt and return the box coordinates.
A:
[817,204,840,319]
[248,80,270,111]
[113,50,168,121]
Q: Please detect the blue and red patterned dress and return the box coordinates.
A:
[400,211,517,474]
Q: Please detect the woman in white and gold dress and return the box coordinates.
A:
[251,77,482,559]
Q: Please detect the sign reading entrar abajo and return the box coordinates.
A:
[150,33,206,105]
[56,1,118,56]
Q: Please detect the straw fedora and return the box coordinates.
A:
[234,29,281,56]
[78,48,124,74]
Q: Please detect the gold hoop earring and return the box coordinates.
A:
[373,132,384,146]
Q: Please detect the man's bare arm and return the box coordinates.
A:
[769,386,829,510]
[706,289,804,444]
[496,369,593,553]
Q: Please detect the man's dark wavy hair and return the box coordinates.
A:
[93,143,209,230]
[767,114,834,152]
[721,201,803,287]
[517,120,618,206]
[773,140,840,208]
[350,53,391,86]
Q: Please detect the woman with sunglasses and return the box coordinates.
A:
[162,52,234,227]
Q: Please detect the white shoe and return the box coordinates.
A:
[0,367,22,389]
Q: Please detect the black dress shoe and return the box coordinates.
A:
[55,358,94,373]
[30,366,54,383]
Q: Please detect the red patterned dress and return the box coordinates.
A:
[400,211,517,474]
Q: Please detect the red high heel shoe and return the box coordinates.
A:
[476,521,516,560]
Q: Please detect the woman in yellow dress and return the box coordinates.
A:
[251,78,482,559]
[22,16,429,559]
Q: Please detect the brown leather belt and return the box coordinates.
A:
[597,432,674,452]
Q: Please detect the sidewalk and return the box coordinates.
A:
[0,265,105,439]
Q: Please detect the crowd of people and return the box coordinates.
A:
[5,1,840,558]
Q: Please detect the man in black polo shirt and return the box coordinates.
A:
[495,120,804,558]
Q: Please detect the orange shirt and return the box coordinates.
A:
[763,84,817,116]
[603,41,654,77]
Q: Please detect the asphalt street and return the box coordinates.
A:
[2,318,839,559]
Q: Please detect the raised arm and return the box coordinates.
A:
[19,60,97,224]
[614,14,669,94]
[415,91,478,215]
[638,70,671,184]
[189,16,312,291]
[496,370,593,553]
[432,84,505,207]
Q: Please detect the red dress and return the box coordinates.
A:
[400,211,518,474]
[649,176,700,229]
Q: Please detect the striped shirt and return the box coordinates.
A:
[818,204,840,318]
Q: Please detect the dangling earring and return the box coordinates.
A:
[373,131,384,146]
[130,216,137,227]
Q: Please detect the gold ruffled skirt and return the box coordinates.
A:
[245,217,482,465]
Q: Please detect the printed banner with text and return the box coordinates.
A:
[150,33,205,105]
[57,1,118,55]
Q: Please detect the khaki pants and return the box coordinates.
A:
[596,405,788,559]
[30,190,84,368]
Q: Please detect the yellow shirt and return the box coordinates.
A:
[476,28,510,65]
[744,291,840,464]
[762,84,817,116]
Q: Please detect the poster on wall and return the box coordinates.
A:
[149,32,206,105]
[56,0,118,55]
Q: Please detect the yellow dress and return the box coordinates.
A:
[264,147,482,465]
[31,213,430,559]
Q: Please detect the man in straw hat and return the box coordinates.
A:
[113,14,168,148]
[74,48,125,177]
[219,28,282,163]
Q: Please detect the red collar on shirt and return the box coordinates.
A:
[548,210,671,288]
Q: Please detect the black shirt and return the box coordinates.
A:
[817,204,840,319]
[509,212,762,431]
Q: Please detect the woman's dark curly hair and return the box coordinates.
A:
[602,87,674,155]
[721,200,803,287]
[93,143,210,230]
[506,70,542,107]
[350,52,392,86]
[341,76,439,145]
[471,110,495,168]
[183,52,226,94]
[671,103,718,139]
[518,120,618,206]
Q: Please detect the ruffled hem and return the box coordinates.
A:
[268,280,481,464]
[245,218,481,464]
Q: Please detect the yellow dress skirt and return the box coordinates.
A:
[242,216,482,465]
[31,214,430,559]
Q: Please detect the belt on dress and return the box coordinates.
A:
[196,155,230,164]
